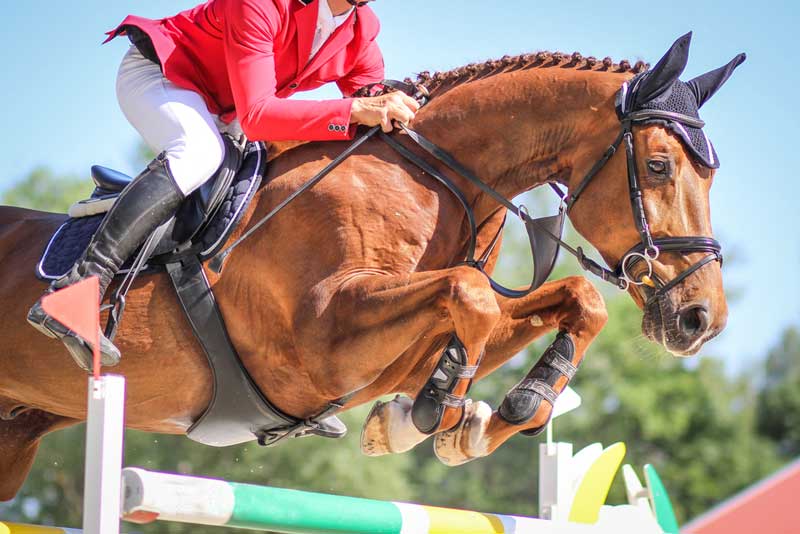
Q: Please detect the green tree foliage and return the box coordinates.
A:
[757,327,800,457]
[1,166,92,213]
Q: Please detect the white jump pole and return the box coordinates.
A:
[539,386,582,521]
[81,374,125,534]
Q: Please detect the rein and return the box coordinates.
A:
[210,80,722,304]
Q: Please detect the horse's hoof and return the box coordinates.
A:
[361,399,392,456]
[361,396,427,456]
[434,400,493,466]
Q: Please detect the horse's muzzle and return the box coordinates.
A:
[642,295,722,356]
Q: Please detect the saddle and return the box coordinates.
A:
[35,135,346,448]
[37,135,263,280]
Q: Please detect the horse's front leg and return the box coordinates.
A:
[363,276,606,461]
[433,275,608,465]
[294,265,500,433]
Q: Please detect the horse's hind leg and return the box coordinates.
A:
[0,407,78,501]
[434,275,607,465]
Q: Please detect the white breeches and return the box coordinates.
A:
[116,46,240,196]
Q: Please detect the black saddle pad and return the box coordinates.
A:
[36,142,267,280]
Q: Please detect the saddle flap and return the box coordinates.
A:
[37,140,267,281]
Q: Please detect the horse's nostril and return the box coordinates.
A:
[679,305,709,337]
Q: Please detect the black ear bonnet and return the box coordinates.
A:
[617,74,719,168]
[614,32,746,170]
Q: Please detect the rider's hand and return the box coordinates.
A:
[350,92,420,132]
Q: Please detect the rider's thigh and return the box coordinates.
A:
[115,46,225,195]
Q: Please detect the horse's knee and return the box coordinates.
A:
[442,268,501,332]
[560,276,608,333]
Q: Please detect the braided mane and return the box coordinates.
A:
[399,51,648,97]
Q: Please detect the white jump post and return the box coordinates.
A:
[82,375,125,534]
[539,386,582,521]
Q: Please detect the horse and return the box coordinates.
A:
[0,33,742,500]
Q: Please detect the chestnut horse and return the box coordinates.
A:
[0,34,741,500]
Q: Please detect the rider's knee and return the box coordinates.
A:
[165,131,225,195]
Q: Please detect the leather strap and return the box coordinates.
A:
[166,256,349,447]
[379,132,477,261]
[209,126,382,273]
[512,379,559,406]
[566,130,625,210]
[389,125,567,297]
[627,109,705,128]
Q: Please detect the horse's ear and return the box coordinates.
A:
[635,32,693,104]
[687,53,747,108]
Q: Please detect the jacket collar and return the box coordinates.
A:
[293,0,319,73]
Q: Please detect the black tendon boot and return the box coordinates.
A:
[28,154,185,371]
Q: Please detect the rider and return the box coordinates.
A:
[27,0,420,369]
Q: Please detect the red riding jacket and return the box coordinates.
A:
[105,0,385,141]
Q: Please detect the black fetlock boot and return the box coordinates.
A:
[27,154,185,371]
[498,331,578,435]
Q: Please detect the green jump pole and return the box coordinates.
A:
[121,468,601,534]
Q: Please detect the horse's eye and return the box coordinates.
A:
[647,160,668,175]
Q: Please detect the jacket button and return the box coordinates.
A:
[289,83,298,89]
[328,124,335,131]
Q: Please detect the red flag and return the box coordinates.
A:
[41,276,101,376]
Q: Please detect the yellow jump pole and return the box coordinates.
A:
[0,523,81,533]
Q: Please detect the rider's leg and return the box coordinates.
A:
[27,46,225,370]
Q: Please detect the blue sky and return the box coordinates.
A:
[3,1,798,372]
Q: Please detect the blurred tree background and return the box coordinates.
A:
[0,154,796,532]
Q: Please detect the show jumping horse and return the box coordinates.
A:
[0,33,743,499]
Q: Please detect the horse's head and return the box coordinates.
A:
[568,33,745,355]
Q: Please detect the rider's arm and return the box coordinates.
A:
[224,0,356,141]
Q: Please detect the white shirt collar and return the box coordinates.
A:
[311,1,354,59]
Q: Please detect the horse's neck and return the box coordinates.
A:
[412,69,627,221]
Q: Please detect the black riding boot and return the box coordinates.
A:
[27,154,185,371]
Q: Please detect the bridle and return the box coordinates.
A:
[210,79,723,304]
[376,79,723,303]
[562,83,723,301]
